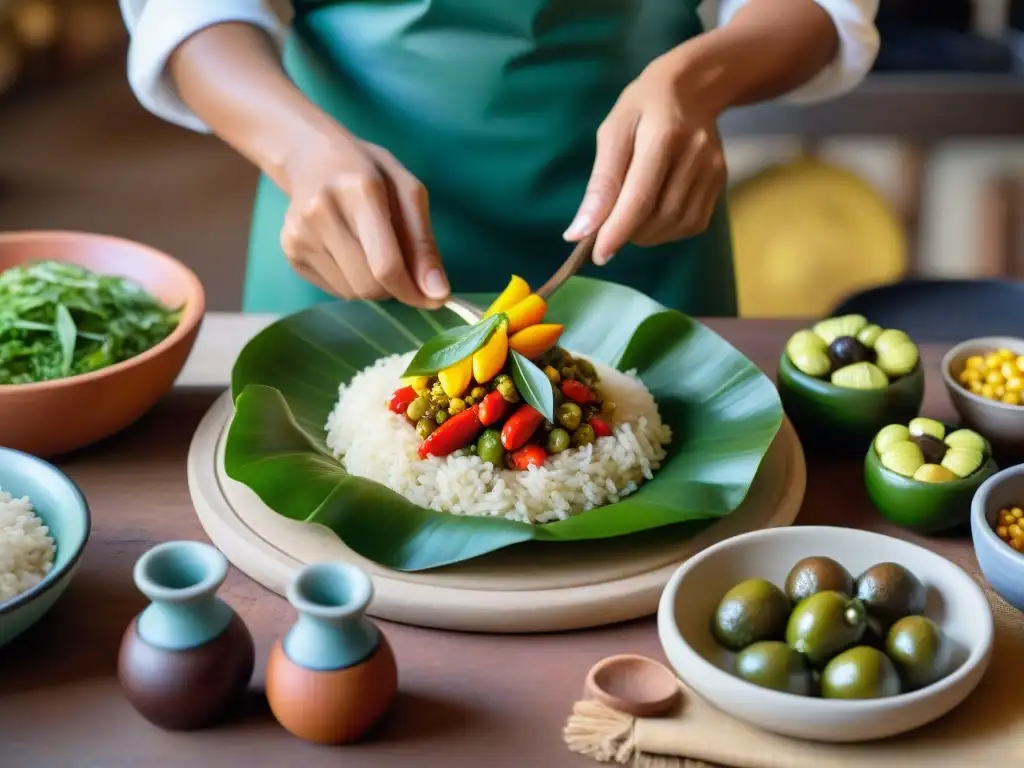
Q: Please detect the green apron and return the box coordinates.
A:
[243,0,737,317]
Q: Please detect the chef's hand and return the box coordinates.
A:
[280,135,450,307]
[564,55,727,265]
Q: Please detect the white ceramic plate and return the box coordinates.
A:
[657,526,994,742]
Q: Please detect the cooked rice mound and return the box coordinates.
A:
[0,487,56,603]
[324,352,672,524]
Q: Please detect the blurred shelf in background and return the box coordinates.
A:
[722,74,1024,139]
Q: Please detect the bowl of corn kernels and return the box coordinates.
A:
[942,338,1024,452]
[971,464,1024,613]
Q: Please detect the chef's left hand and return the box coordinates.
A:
[564,54,727,265]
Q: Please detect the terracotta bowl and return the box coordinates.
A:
[941,337,1024,454]
[0,231,205,457]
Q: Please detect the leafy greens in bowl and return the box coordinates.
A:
[0,261,182,385]
[226,277,784,572]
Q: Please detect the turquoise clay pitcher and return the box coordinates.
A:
[118,541,254,730]
[266,562,398,744]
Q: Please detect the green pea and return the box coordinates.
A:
[449,398,467,415]
[557,402,582,431]
[547,428,571,454]
[497,378,520,403]
[471,386,487,400]
[415,418,436,438]
[572,424,596,447]
[477,429,505,466]
[561,366,577,381]
[435,410,448,425]
[465,395,476,406]
[576,359,597,380]
[406,396,430,422]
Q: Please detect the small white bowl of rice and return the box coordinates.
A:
[0,447,90,648]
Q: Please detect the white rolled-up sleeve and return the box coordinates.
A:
[717,0,880,103]
[120,0,287,132]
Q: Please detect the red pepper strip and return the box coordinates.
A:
[589,416,612,438]
[387,386,419,415]
[509,444,546,470]
[501,404,544,451]
[561,379,595,405]
[418,406,483,459]
[477,390,509,427]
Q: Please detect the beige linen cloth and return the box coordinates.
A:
[564,587,1024,768]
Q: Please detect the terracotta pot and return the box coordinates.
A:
[266,562,398,744]
[118,541,254,731]
[0,231,204,458]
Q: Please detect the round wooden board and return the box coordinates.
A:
[188,391,806,633]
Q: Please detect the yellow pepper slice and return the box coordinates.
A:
[504,294,547,334]
[473,327,508,383]
[483,275,531,318]
[400,375,431,394]
[509,324,563,360]
[438,355,473,398]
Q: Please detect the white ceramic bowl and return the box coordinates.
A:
[657,526,993,742]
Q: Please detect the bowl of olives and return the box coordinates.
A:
[777,315,924,453]
[864,418,998,533]
[657,526,993,742]
[942,337,1024,454]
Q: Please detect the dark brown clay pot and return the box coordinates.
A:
[117,541,254,731]
[265,562,398,744]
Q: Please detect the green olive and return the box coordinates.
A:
[406,396,430,422]
[465,395,477,406]
[572,424,596,447]
[880,440,925,477]
[477,429,504,466]
[547,428,571,454]
[435,410,448,425]
[941,447,983,478]
[471,386,487,400]
[600,400,617,417]
[785,329,826,359]
[813,314,868,345]
[830,361,889,390]
[497,378,520,403]
[944,429,986,453]
[874,424,910,454]
[544,365,560,385]
[561,366,577,381]
[857,324,883,347]
[557,403,583,430]
[431,391,449,407]
[415,418,435,438]
[576,359,598,380]
[791,349,832,378]
[449,398,467,415]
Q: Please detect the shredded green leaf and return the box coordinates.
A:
[0,261,182,385]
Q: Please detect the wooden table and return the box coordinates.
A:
[0,317,983,768]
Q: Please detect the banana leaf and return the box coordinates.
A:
[226,276,783,571]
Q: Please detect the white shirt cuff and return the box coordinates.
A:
[717,0,880,104]
[121,0,286,133]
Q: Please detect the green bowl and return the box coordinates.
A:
[864,445,998,534]
[0,448,91,648]
[777,351,925,455]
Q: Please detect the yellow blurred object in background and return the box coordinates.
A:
[729,158,907,318]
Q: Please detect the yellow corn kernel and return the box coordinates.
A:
[1016,355,1024,371]
[970,381,984,394]
[1007,377,1023,392]
[1012,508,1023,518]
[1001,362,1017,380]
[1004,392,1021,406]
[1009,524,1022,539]
[996,385,1007,398]
[966,355,986,371]
[985,353,1002,369]
[1001,511,1016,526]
[999,348,1015,360]
[1011,538,1024,552]
[981,383,997,399]
[997,525,1009,539]
[987,370,1005,386]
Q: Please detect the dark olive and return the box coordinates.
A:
[827,335,873,369]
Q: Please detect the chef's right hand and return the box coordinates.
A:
[280,134,450,308]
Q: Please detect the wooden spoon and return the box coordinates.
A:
[584,654,682,718]
[444,233,597,323]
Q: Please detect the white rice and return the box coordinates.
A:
[325,352,672,523]
[0,487,56,603]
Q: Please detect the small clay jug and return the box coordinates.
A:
[118,541,254,730]
[266,562,398,745]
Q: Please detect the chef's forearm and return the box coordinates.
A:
[664,0,841,114]
[167,22,340,193]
